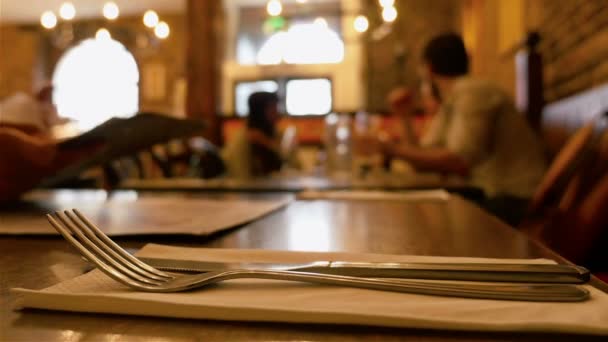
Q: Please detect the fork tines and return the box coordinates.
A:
[47,210,173,289]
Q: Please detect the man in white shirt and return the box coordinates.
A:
[383,33,547,222]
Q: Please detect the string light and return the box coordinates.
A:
[314,17,328,28]
[59,2,76,20]
[379,0,395,7]
[382,6,398,22]
[40,11,57,29]
[353,15,369,33]
[95,28,112,41]
[266,0,282,17]
[154,21,170,39]
[103,2,120,20]
[143,10,159,28]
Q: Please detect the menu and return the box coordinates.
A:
[42,112,205,186]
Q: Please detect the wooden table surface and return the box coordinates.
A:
[1,190,606,341]
[118,173,475,194]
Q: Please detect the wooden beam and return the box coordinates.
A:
[186,0,222,145]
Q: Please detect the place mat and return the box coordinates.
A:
[297,189,450,201]
[13,244,608,335]
[0,196,291,236]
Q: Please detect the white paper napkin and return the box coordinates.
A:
[13,244,608,335]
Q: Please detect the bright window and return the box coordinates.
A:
[234,80,279,116]
[286,78,332,115]
[53,37,139,130]
[257,23,344,65]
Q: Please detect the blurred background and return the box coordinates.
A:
[1,0,607,159]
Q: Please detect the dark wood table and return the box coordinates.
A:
[1,190,606,341]
[119,173,481,197]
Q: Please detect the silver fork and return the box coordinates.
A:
[47,209,590,302]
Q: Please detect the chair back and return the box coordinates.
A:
[528,121,597,215]
[558,127,608,211]
[544,171,608,264]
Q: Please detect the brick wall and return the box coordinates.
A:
[364,0,461,111]
[534,0,608,102]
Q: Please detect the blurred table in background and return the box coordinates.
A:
[118,172,479,196]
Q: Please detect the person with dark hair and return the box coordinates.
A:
[222,92,283,178]
[422,32,470,77]
[381,33,547,224]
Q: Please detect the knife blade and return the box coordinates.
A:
[139,257,590,284]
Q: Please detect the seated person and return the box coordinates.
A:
[0,83,66,136]
[222,92,283,178]
[417,80,442,132]
[385,81,441,145]
[0,127,96,202]
[381,33,547,223]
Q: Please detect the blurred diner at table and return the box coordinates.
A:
[221,91,284,178]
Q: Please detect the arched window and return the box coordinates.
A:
[53,37,139,130]
[257,23,344,65]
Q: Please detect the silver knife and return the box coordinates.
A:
[139,258,590,284]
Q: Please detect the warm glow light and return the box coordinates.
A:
[40,11,57,29]
[353,15,369,33]
[296,0,308,3]
[266,0,282,17]
[95,28,111,41]
[314,17,328,28]
[379,0,395,7]
[286,79,332,115]
[382,6,398,22]
[257,23,344,65]
[53,38,139,130]
[143,10,159,28]
[154,21,170,39]
[103,2,119,20]
[59,2,76,20]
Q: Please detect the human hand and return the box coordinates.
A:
[0,128,101,202]
[387,87,415,117]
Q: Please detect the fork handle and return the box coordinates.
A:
[200,270,590,302]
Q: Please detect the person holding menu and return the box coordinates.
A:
[0,127,93,202]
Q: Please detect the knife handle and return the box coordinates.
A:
[293,262,590,284]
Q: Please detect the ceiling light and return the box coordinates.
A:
[314,17,328,28]
[95,28,112,41]
[40,11,57,29]
[267,0,282,17]
[143,10,159,28]
[353,15,369,33]
[382,6,398,23]
[59,2,76,20]
[379,0,395,7]
[103,2,120,20]
[154,21,170,39]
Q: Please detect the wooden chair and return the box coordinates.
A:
[527,121,598,216]
[523,127,608,268]
[540,172,608,266]
[558,126,608,212]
